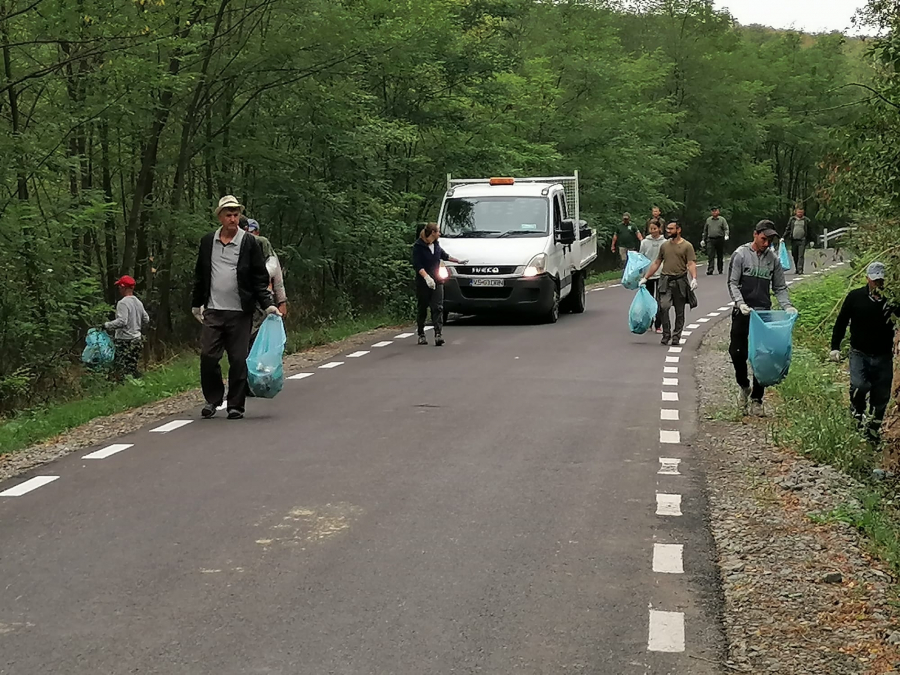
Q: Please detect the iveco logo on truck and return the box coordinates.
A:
[473,267,500,274]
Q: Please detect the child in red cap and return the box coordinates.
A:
[104,275,149,379]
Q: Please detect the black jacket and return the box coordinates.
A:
[831,286,898,356]
[412,238,450,283]
[192,230,274,313]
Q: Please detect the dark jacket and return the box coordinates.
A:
[831,287,898,356]
[412,238,450,284]
[783,216,814,244]
[192,230,274,313]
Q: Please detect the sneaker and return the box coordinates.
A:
[417,335,428,346]
[201,403,218,419]
[739,386,751,411]
[660,336,671,346]
[749,400,766,417]
[655,327,663,334]
[671,338,680,346]
[434,335,445,347]
[227,408,244,420]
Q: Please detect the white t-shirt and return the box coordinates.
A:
[428,243,434,254]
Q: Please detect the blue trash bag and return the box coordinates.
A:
[81,328,115,369]
[749,310,799,387]
[779,241,791,271]
[629,286,659,334]
[622,250,652,290]
[247,314,287,399]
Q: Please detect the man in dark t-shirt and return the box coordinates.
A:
[612,212,642,267]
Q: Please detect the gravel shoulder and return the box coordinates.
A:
[696,317,900,674]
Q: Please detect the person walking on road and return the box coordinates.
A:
[104,275,149,380]
[640,220,698,346]
[639,219,666,334]
[645,206,666,237]
[192,195,278,420]
[700,206,730,275]
[782,206,813,275]
[727,221,796,416]
[240,216,288,336]
[611,212,642,268]
[830,262,898,442]
[412,223,466,347]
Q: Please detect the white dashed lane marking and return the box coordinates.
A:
[372,341,393,348]
[687,323,700,329]
[319,362,344,369]
[698,318,710,323]
[83,444,134,460]
[718,306,731,311]
[681,331,692,337]
[648,610,686,652]
[662,378,678,386]
[664,366,678,374]
[653,544,684,574]
[0,476,59,497]
[660,409,679,421]
[347,351,370,358]
[150,420,192,434]
[665,356,679,364]
[660,429,681,444]
[658,457,681,473]
[706,312,721,317]
[288,373,313,380]
[394,333,414,339]
[656,493,682,516]
[661,391,679,401]
[668,347,683,354]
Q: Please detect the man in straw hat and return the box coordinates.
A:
[191,195,279,420]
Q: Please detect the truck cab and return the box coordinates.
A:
[437,174,597,323]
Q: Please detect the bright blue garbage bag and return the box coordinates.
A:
[622,251,652,290]
[779,242,791,271]
[82,328,115,368]
[629,286,659,335]
[749,310,799,387]
[247,314,286,398]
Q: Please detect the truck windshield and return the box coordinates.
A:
[441,197,548,237]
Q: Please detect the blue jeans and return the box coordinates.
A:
[849,349,893,437]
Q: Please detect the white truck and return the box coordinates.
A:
[437,173,597,323]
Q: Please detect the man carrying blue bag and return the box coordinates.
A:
[727,221,796,416]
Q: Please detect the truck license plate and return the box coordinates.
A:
[471,278,504,287]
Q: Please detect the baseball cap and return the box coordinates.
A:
[114,275,136,288]
[754,220,779,239]
[215,195,244,216]
[867,262,886,281]
[247,219,260,233]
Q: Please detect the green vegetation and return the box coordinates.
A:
[0,0,871,417]
[586,270,623,286]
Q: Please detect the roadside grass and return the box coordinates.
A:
[586,269,621,285]
[0,313,393,457]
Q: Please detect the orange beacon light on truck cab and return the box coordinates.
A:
[489,177,515,186]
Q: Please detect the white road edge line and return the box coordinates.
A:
[150,420,193,434]
[648,609,686,652]
[83,443,134,460]
[0,476,60,497]
[288,373,314,380]
[394,333,414,339]
[665,356,680,364]
[663,366,678,374]
[319,362,344,369]
[656,493,682,516]
[658,457,681,473]
[662,391,679,401]
[662,378,678,386]
[660,409,680,421]
[681,331,692,337]
[706,312,721,317]
[347,351,370,358]
[717,306,731,311]
[653,543,685,574]
[668,347,683,354]
[687,323,700,329]
[372,341,393,348]
[660,429,681,444]
[698,318,710,323]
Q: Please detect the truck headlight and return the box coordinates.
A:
[523,253,547,278]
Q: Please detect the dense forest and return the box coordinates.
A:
[0,0,879,411]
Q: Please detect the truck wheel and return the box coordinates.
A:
[570,274,586,314]
[544,283,560,324]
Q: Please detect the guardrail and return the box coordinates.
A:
[819,226,857,248]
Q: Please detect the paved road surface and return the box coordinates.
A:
[0,264,838,674]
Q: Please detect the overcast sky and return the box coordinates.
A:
[714,0,865,34]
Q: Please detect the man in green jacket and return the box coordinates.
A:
[611,212,642,268]
[700,206,729,276]
[782,206,813,275]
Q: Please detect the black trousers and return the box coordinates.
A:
[729,310,765,402]
[644,278,662,330]
[706,237,725,274]
[200,309,253,412]
[416,283,444,336]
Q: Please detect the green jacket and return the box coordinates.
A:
[702,216,729,239]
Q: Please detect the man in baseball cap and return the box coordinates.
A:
[830,261,898,442]
[103,275,149,379]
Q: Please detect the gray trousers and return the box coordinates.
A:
[849,349,893,437]
[200,309,253,412]
[658,274,688,342]
[791,241,807,274]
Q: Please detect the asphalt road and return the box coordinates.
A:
[0,269,790,675]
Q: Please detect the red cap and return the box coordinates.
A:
[114,275,136,288]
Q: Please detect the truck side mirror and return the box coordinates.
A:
[556,218,576,246]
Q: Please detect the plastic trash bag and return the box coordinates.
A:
[622,250,652,290]
[779,241,791,271]
[629,286,659,335]
[247,314,286,399]
[749,310,799,387]
[82,328,115,369]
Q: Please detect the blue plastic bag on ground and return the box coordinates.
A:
[247,314,286,399]
[82,328,115,369]
[622,250,652,290]
[778,242,791,271]
[629,286,659,334]
[749,310,799,387]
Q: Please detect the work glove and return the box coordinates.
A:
[829,350,841,362]
[725,235,730,241]
[424,274,436,290]
[265,305,283,317]
[638,277,647,287]
[786,307,799,315]
[739,303,751,316]
[700,240,705,248]
[192,307,204,324]
[457,259,469,265]
[689,277,698,291]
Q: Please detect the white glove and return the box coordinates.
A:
[265,305,283,317]
[638,277,647,287]
[724,235,730,241]
[739,303,751,316]
[192,307,204,324]
[457,259,469,265]
[700,240,705,248]
[786,307,799,315]
[689,277,698,291]
[424,274,436,290]
[829,350,841,362]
